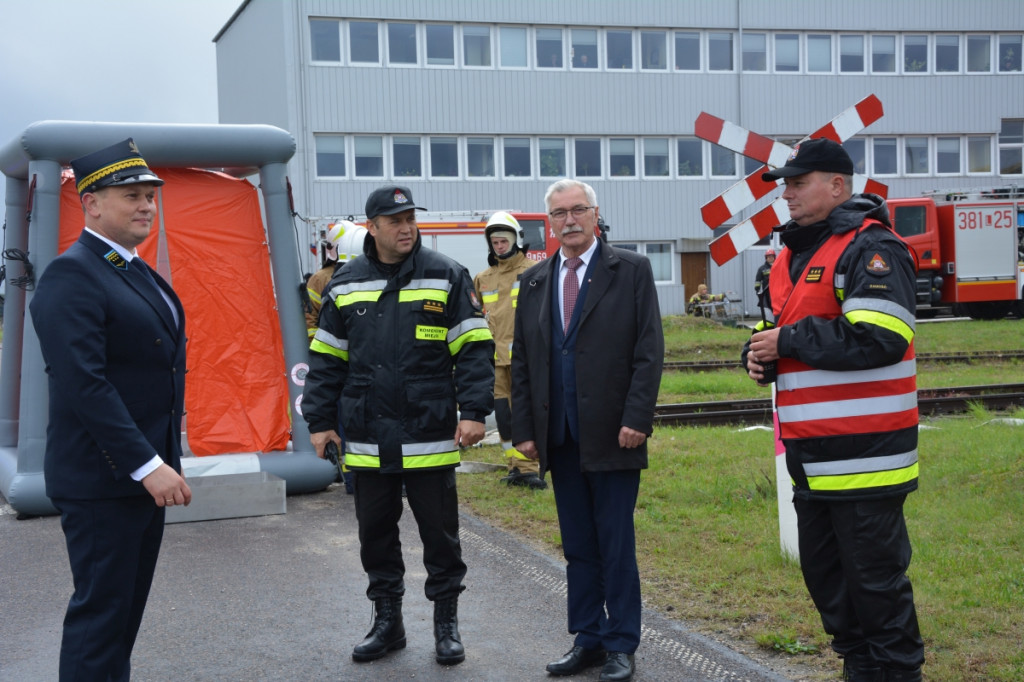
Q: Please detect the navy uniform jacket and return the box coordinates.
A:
[29,231,187,500]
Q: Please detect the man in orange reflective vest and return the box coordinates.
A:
[743,139,923,682]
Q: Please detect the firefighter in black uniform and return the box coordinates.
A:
[753,248,775,308]
[302,185,494,667]
[742,139,923,682]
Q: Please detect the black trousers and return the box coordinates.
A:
[354,469,466,602]
[53,496,165,682]
[794,494,924,670]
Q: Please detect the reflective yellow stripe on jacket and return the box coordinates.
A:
[345,440,461,470]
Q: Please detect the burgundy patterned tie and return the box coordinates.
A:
[563,257,583,332]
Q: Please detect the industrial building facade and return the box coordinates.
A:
[214,0,1023,315]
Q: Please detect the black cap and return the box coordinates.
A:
[71,138,164,196]
[762,138,854,181]
[365,185,426,219]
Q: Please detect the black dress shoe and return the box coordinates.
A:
[599,651,635,682]
[545,645,607,675]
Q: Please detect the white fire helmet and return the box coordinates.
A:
[327,220,368,262]
[484,211,522,254]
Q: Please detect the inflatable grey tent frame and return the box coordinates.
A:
[0,121,335,516]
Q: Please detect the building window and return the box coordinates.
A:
[844,138,866,174]
[349,21,379,64]
[807,34,832,72]
[710,144,736,176]
[904,137,929,175]
[675,31,700,70]
[387,23,417,65]
[537,28,563,68]
[840,35,864,72]
[499,26,527,68]
[967,136,991,173]
[872,35,896,73]
[393,137,422,178]
[936,137,961,174]
[426,24,455,66]
[467,137,495,177]
[641,31,667,70]
[677,138,703,176]
[463,25,491,67]
[999,35,1023,72]
[354,136,383,177]
[310,19,340,62]
[572,29,598,68]
[873,137,897,174]
[430,137,458,177]
[504,138,531,177]
[645,243,673,282]
[708,32,733,71]
[998,119,1023,174]
[643,138,669,176]
[609,139,636,177]
[742,33,767,72]
[967,35,991,72]
[540,138,566,177]
[575,138,601,177]
[904,34,928,73]
[775,34,799,72]
[607,30,633,69]
[935,35,959,72]
[315,135,345,177]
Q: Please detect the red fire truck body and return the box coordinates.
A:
[887,189,1024,319]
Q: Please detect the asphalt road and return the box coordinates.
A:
[1,481,809,682]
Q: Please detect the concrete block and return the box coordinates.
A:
[166,472,285,524]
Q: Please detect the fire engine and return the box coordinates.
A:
[887,187,1024,319]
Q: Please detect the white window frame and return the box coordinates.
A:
[347,20,381,66]
[574,138,603,178]
[606,28,634,71]
[674,30,702,71]
[839,34,866,74]
[502,137,533,179]
[353,135,385,178]
[425,23,457,68]
[642,138,671,178]
[385,22,419,67]
[741,32,767,73]
[806,33,833,74]
[392,136,423,179]
[536,27,565,69]
[676,138,705,178]
[498,25,529,69]
[966,34,992,73]
[428,136,460,179]
[466,136,496,179]
[773,33,800,73]
[902,34,929,75]
[314,134,347,178]
[871,34,898,74]
[966,136,993,175]
[608,138,637,178]
[935,136,962,176]
[707,31,735,72]
[934,34,961,74]
[640,30,668,71]
[462,24,493,69]
[904,137,930,175]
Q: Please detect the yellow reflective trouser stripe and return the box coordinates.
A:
[504,445,531,461]
[807,461,919,491]
[345,451,461,469]
[310,338,348,360]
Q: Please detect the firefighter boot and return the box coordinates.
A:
[433,597,465,665]
[352,596,406,662]
[842,650,882,681]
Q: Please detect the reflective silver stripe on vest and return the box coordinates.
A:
[329,279,389,298]
[803,449,918,477]
[762,307,776,324]
[777,391,917,423]
[447,316,490,343]
[408,278,453,293]
[347,442,380,455]
[312,328,347,352]
[777,358,916,391]
[402,440,458,456]
[842,297,917,329]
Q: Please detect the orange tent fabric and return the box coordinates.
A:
[58,168,291,455]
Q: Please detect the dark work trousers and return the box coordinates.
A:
[53,496,165,682]
[794,494,924,670]
[547,436,642,654]
[354,469,466,602]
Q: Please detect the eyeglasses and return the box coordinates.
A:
[548,205,594,222]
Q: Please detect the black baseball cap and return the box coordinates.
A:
[365,185,426,219]
[762,138,854,181]
[71,138,164,196]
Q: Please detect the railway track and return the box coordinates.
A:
[663,350,1024,372]
[654,383,1024,428]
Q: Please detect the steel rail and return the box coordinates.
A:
[654,384,1024,427]
[663,350,1024,372]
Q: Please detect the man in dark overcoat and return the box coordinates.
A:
[511,179,663,682]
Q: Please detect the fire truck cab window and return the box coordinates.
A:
[893,205,927,238]
[518,221,545,252]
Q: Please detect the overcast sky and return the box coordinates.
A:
[0,0,241,210]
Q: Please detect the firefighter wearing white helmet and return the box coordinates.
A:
[306,220,367,336]
[473,212,546,489]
